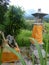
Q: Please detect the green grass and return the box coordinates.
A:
[30,38,48,65]
[30,38,43,65]
[43,33,49,53]
[0,48,3,65]
[16,29,32,47]
[0,37,49,65]
[44,22,49,33]
[0,22,49,65]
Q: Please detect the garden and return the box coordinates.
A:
[0,0,49,65]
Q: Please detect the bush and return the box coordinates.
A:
[16,29,32,47]
[4,6,25,36]
[0,24,5,32]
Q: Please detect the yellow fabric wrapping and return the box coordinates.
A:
[1,44,20,62]
[32,25,43,44]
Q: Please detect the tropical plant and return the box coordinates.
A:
[4,6,25,37]
[0,0,9,24]
[16,29,32,47]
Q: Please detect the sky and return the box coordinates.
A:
[10,0,49,14]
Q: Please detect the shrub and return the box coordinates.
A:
[16,29,32,47]
[4,6,25,36]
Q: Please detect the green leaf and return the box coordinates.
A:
[0,48,3,65]
[30,38,44,65]
[5,46,26,65]
[32,52,35,65]
[44,41,48,65]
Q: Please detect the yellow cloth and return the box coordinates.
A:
[32,25,43,44]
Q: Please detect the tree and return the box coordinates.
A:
[0,0,9,24]
[0,0,9,32]
[4,6,25,37]
[0,0,9,45]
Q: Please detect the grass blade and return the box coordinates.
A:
[44,40,48,65]
[0,48,3,65]
[30,38,44,65]
[5,46,26,65]
[32,52,35,65]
